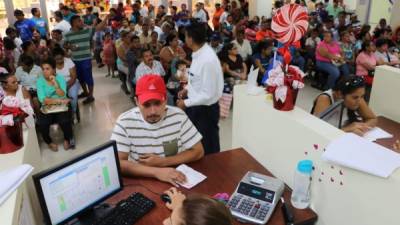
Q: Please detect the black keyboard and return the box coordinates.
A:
[93,193,155,225]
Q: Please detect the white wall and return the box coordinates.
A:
[232,85,400,225]
[249,0,272,19]
[370,0,392,26]
[390,0,400,30]
[370,65,400,123]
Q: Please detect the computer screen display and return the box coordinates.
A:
[319,100,345,129]
[33,141,122,225]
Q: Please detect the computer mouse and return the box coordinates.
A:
[160,194,171,203]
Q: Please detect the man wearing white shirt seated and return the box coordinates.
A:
[135,49,166,83]
[192,2,207,23]
[232,29,252,62]
[53,11,71,35]
[15,55,42,112]
[176,20,224,154]
[139,0,150,17]
[111,75,204,186]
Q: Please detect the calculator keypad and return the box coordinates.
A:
[228,194,270,221]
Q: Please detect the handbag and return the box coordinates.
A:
[40,103,68,114]
[219,93,233,119]
[367,70,375,77]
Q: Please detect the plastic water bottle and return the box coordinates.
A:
[291,160,313,209]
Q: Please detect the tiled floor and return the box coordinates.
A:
[40,64,321,169]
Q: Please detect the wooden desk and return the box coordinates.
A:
[108,149,318,225]
[376,116,400,153]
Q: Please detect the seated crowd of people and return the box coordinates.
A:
[1,1,400,224]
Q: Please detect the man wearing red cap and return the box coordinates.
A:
[111,75,204,186]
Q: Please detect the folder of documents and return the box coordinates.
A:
[322,133,400,178]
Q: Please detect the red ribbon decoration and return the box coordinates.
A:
[277,41,301,66]
[1,106,28,123]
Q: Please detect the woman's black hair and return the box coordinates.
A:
[333,75,366,95]
[165,33,177,46]
[218,43,235,62]
[0,72,13,84]
[247,20,257,29]
[3,37,16,50]
[256,39,273,53]
[21,40,34,51]
[356,31,368,40]
[333,76,366,123]
[52,47,65,57]
[274,0,283,8]
[375,38,388,48]
[361,40,372,52]
[40,57,56,69]
[5,27,16,36]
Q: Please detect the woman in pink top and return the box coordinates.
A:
[356,40,378,86]
[316,31,350,90]
[245,21,258,42]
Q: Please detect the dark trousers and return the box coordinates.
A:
[37,110,73,144]
[94,48,103,65]
[186,103,220,154]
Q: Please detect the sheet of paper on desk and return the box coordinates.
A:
[176,164,207,189]
[322,133,400,178]
[363,127,393,142]
[0,164,34,205]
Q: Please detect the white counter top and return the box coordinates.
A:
[0,117,42,225]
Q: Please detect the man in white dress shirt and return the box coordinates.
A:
[176,20,224,154]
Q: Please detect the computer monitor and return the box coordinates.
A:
[33,141,123,225]
[319,100,345,129]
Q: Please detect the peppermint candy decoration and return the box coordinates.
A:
[272,4,309,44]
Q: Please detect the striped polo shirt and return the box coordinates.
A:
[64,27,94,61]
[110,106,202,162]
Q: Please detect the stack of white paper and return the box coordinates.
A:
[363,127,393,142]
[176,164,207,189]
[0,164,34,205]
[322,133,400,178]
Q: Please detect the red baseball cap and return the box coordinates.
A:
[135,75,167,104]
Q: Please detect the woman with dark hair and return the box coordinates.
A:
[355,28,372,53]
[147,31,163,57]
[162,188,233,225]
[2,37,16,73]
[31,28,42,47]
[315,31,349,90]
[36,58,74,151]
[116,30,131,94]
[219,43,247,92]
[252,39,274,83]
[3,37,17,73]
[311,76,377,136]
[0,72,30,102]
[53,47,79,114]
[20,40,39,65]
[355,40,378,86]
[245,20,258,42]
[159,34,187,76]
[374,38,400,67]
